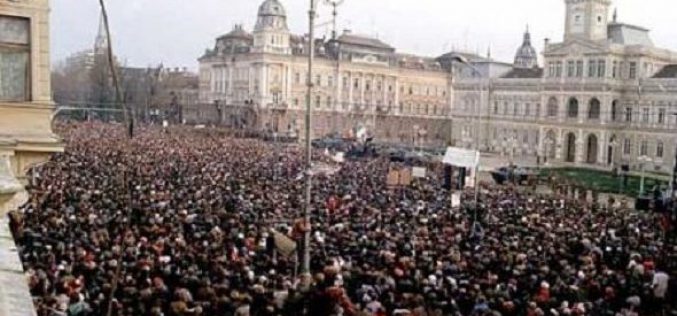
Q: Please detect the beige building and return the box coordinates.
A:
[197,0,490,145]
[0,0,62,214]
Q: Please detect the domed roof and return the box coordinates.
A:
[514,27,538,69]
[258,0,286,17]
[218,25,253,41]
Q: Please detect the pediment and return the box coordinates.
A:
[546,39,608,57]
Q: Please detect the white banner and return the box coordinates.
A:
[451,192,462,208]
[412,167,427,178]
[443,147,480,168]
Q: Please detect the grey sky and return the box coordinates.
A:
[52,0,677,70]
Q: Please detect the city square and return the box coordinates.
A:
[0,0,676,315]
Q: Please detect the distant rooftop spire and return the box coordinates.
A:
[94,10,109,54]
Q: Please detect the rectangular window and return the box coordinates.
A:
[576,61,584,77]
[567,61,575,77]
[493,101,499,114]
[657,141,664,158]
[535,103,541,117]
[326,96,332,108]
[625,107,632,122]
[597,60,606,77]
[642,108,650,123]
[342,76,348,88]
[327,76,333,87]
[294,72,301,84]
[623,138,632,155]
[588,60,597,78]
[658,108,666,124]
[315,75,322,86]
[629,62,637,79]
[525,103,531,116]
[640,140,648,156]
[503,102,509,115]
[0,16,30,102]
[315,95,321,108]
[353,78,360,89]
[548,62,555,77]
[513,103,519,116]
[555,61,562,77]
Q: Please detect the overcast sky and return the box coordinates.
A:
[52,0,677,70]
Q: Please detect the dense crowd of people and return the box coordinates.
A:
[8,122,676,316]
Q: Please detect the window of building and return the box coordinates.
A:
[588,98,600,120]
[548,62,555,77]
[642,108,650,123]
[555,61,563,77]
[629,62,637,79]
[597,60,606,77]
[535,103,541,117]
[658,108,666,125]
[611,100,619,121]
[567,98,579,118]
[547,97,558,117]
[315,75,322,86]
[625,107,632,122]
[623,138,632,155]
[513,103,520,116]
[293,98,299,107]
[657,141,664,158]
[342,76,348,88]
[365,81,371,91]
[640,140,648,156]
[525,103,531,116]
[294,72,301,84]
[326,96,332,108]
[567,61,575,77]
[493,101,499,114]
[588,60,597,77]
[503,102,509,115]
[388,85,393,92]
[0,16,31,102]
[576,61,584,77]
[399,102,404,113]
[409,86,413,95]
[327,76,333,87]
[315,95,321,108]
[354,78,360,89]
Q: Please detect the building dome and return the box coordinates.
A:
[254,0,289,32]
[218,24,253,41]
[258,0,286,17]
[514,26,538,69]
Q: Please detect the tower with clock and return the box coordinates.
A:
[253,0,291,54]
[564,0,612,42]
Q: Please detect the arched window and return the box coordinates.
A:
[547,97,558,117]
[588,98,601,120]
[567,97,579,118]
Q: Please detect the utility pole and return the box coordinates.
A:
[302,0,318,275]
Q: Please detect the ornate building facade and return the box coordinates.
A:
[1,0,62,214]
[453,0,677,173]
[198,0,677,173]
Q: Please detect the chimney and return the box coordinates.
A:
[544,38,550,51]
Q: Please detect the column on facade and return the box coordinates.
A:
[576,128,585,163]
[394,78,400,115]
[599,130,608,165]
[261,63,268,106]
[348,71,354,111]
[285,65,292,104]
[227,65,233,105]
